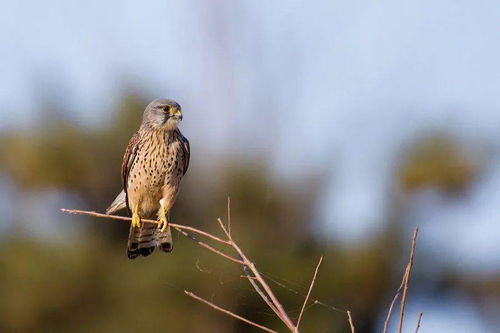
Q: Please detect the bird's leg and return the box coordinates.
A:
[131,204,141,228]
[158,199,169,232]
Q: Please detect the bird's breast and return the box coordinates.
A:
[127,130,183,214]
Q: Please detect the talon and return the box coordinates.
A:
[158,207,169,232]
[132,205,141,228]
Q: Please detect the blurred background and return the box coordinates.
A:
[1,0,499,332]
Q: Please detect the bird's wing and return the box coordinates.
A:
[121,132,141,212]
[175,129,190,175]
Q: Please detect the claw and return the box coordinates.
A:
[132,205,141,228]
[158,206,169,232]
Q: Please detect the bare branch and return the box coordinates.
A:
[384,228,419,333]
[60,208,231,244]
[347,310,355,333]
[61,208,243,264]
[415,312,423,333]
[241,264,283,322]
[296,256,323,329]
[185,290,278,333]
[173,227,244,265]
[214,204,297,332]
[217,218,231,239]
[227,232,296,331]
[383,266,407,333]
[398,228,419,333]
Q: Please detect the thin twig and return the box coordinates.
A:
[415,312,423,333]
[241,264,283,322]
[347,310,355,333]
[398,228,419,333]
[217,218,231,239]
[296,256,323,330]
[383,266,408,333]
[384,228,419,333]
[217,217,297,332]
[60,208,231,244]
[185,290,278,333]
[61,208,243,264]
[174,227,244,265]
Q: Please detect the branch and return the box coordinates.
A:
[61,208,244,264]
[296,256,323,330]
[398,228,419,333]
[383,267,407,333]
[216,215,297,332]
[174,227,244,265]
[383,228,419,333]
[61,208,231,244]
[241,265,283,323]
[184,291,278,333]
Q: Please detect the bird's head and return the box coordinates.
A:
[142,98,183,130]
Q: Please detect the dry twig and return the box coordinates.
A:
[398,228,419,333]
[383,228,419,333]
[215,215,297,331]
[60,208,243,264]
[383,267,407,333]
[241,265,282,323]
[60,208,230,244]
[296,256,323,330]
[184,291,278,333]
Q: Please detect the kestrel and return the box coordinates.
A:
[106,98,190,259]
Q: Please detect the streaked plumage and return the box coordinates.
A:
[107,98,190,259]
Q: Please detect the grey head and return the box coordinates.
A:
[141,98,183,130]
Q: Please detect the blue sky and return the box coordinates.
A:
[2,0,500,264]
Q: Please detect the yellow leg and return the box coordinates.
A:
[158,206,169,232]
[131,204,141,228]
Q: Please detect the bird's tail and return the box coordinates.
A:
[156,226,174,253]
[127,223,173,259]
[127,222,156,259]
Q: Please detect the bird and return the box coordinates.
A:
[106,98,190,259]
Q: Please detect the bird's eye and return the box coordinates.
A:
[162,106,170,113]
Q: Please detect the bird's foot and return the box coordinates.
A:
[132,206,141,228]
[158,207,169,232]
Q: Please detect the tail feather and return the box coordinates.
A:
[156,226,174,253]
[106,190,127,215]
[128,222,156,259]
[127,222,174,259]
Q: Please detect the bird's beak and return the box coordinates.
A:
[170,108,183,121]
